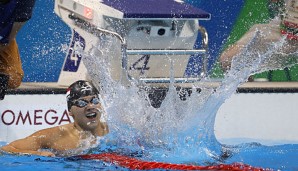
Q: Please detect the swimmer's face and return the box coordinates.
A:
[69,95,104,131]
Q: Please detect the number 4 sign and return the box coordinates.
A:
[129,55,150,74]
[63,30,86,72]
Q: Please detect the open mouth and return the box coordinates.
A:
[86,112,97,119]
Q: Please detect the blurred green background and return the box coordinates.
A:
[211,0,298,81]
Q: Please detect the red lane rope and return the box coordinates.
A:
[77,153,272,170]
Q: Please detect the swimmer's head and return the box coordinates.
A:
[66,80,99,111]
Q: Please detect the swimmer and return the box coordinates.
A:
[0,80,109,157]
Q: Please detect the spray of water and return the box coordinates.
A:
[80,28,298,164]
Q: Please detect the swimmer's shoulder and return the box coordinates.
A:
[29,124,74,146]
[30,123,74,139]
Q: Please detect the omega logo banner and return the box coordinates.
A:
[0,94,73,143]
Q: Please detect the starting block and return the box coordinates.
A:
[54,0,211,86]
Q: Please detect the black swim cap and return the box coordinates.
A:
[66,80,99,111]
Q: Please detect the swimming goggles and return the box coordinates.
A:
[73,97,100,108]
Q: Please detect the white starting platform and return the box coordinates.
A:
[54,0,210,86]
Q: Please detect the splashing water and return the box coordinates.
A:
[81,29,298,164]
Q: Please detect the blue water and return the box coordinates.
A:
[3,5,298,171]
[1,141,298,170]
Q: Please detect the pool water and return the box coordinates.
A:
[1,15,298,171]
[1,141,298,170]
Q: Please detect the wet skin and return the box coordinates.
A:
[0,95,109,157]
